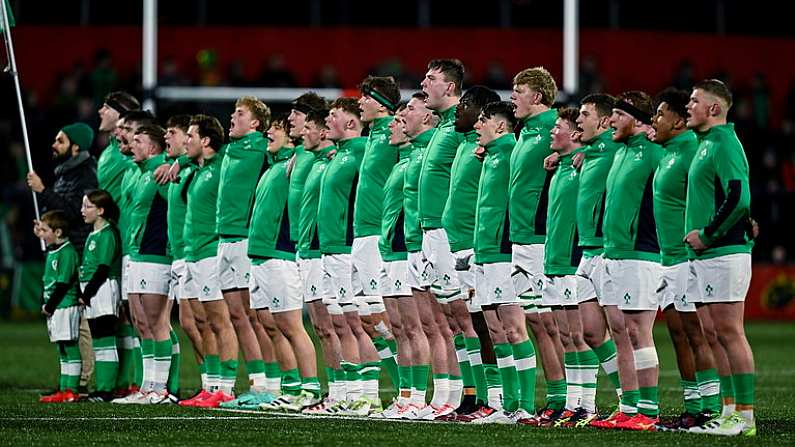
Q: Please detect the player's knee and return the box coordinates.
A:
[667,323,688,346]
[633,346,659,371]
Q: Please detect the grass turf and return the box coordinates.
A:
[0,321,793,446]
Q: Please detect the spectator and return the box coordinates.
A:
[258,54,297,87]
[26,123,97,255]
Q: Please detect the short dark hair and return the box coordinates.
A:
[270,113,290,131]
[694,79,733,109]
[654,88,690,121]
[292,92,328,115]
[411,91,428,102]
[190,114,225,150]
[360,76,401,113]
[462,85,501,110]
[123,110,156,128]
[557,107,580,128]
[41,210,70,237]
[166,114,192,133]
[482,101,517,129]
[85,189,120,224]
[428,59,465,95]
[104,91,140,115]
[580,93,616,118]
[135,124,166,152]
[329,97,361,120]
[617,90,654,117]
[306,108,330,129]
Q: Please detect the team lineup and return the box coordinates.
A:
[33,58,757,437]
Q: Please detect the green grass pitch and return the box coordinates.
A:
[0,321,793,446]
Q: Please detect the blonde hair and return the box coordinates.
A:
[235,96,272,133]
[513,67,558,106]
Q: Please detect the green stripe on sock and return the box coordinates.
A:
[621,389,640,414]
[546,379,567,410]
[282,368,302,395]
[720,374,735,400]
[93,335,118,392]
[265,362,282,379]
[696,368,721,413]
[464,337,487,404]
[733,373,755,406]
[302,376,321,397]
[454,334,475,388]
[638,386,659,417]
[682,379,702,414]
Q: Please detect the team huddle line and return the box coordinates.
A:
[32,58,756,437]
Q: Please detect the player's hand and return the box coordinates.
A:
[326,149,337,160]
[749,217,760,240]
[153,163,172,184]
[544,152,560,171]
[684,229,707,251]
[474,146,486,160]
[27,171,45,193]
[167,162,182,182]
[41,304,52,317]
[573,151,585,170]
[32,219,44,238]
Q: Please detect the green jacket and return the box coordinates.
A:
[653,130,698,266]
[117,161,140,256]
[128,153,171,264]
[404,129,435,252]
[217,131,268,240]
[544,152,582,275]
[97,137,133,204]
[80,223,122,282]
[184,152,223,262]
[317,137,366,254]
[442,130,481,252]
[167,159,194,261]
[354,116,397,238]
[509,109,558,244]
[603,133,664,261]
[576,129,622,255]
[379,144,413,262]
[474,134,516,264]
[685,123,753,260]
[298,145,335,259]
[248,147,297,261]
[43,241,80,309]
[418,106,464,229]
[288,143,315,242]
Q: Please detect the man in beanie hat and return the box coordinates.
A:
[29,122,98,255]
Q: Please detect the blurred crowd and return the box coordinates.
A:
[1,50,793,265]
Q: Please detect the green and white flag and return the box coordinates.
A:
[0,0,15,32]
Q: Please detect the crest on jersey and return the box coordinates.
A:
[89,240,97,251]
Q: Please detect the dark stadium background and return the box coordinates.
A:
[0,0,792,318]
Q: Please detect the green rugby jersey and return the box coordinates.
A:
[128,153,171,264]
[442,130,481,252]
[653,130,698,266]
[80,223,122,282]
[167,160,195,261]
[248,147,296,261]
[379,144,413,262]
[685,123,753,260]
[317,137,366,254]
[43,241,80,309]
[117,160,140,256]
[217,131,268,240]
[544,152,582,276]
[354,116,397,238]
[418,106,465,230]
[576,129,622,255]
[603,133,664,261]
[403,129,435,252]
[97,137,133,203]
[184,153,223,262]
[298,145,335,259]
[509,109,558,245]
[288,143,314,242]
[474,134,516,264]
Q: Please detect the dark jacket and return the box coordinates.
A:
[39,151,98,255]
